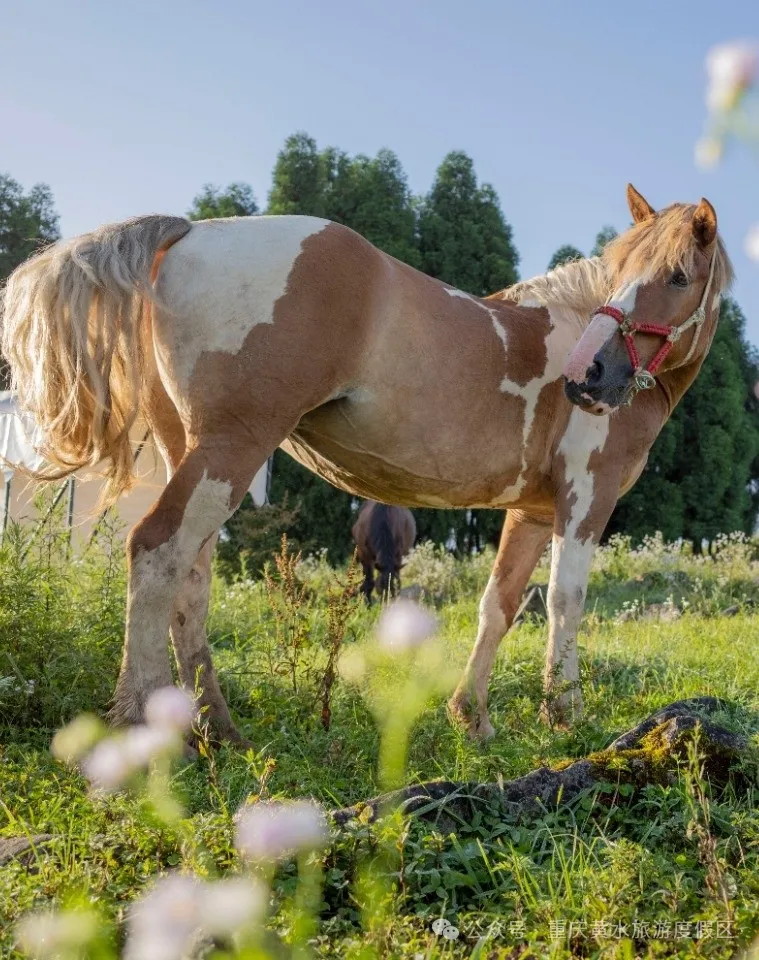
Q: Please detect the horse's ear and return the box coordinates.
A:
[692,197,718,249]
[626,183,656,223]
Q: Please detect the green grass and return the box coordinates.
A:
[1,523,758,958]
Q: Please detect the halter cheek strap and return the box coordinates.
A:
[591,252,717,394]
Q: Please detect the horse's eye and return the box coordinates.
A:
[670,270,689,288]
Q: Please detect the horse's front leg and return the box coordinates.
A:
[449,510,552,739]
[542,532,596,724]
[544,457,620,725]
[361,563,375,605]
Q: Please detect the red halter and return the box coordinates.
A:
[592,304,682,390]
[590,254,717,393]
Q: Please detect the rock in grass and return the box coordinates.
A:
[332,698,749,832]
[0,834,55,867]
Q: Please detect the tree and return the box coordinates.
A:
[0,175,59,282]
[547,244,584,271]
[608,298,759,546]
[265,135,424,559]
[188,182,258,219]
[322,148,420,267]
[267,132,328,217]
[591,225,618,257]
[418,151,519,296]
[416,152,520,549]
[0,175,60,388]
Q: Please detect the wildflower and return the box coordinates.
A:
[375,598,438,652]
[16,908,98,958]
[51,713,103,764]
[745,223,759,263]
[81,726,180,792]
[145,686,196,733]
[706,41,758,113]
[198,877,268,936]
[81,738,133,792]
[235,800,329,862]
[125,873,203,960]
[123,724,180,766]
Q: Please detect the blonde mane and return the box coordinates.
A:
[602,203,733,294]
[491,202,733,315]
[491,256,610,315]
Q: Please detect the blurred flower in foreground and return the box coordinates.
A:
[745,223,759,262]
[53,686,195,793]
[375,598,438,652]
[706,41,758,113]
[125,873,266,960]
[236,800,329,862]
[145,686,197,733]
[694,135,723,170]
[16,908,98,959]
[50,713,103,764]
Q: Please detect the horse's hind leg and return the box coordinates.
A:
[361,562,375,605]
[143,382,244,742]
[110,439,267,727]
[169,534,247,744]
[449,510,551,739]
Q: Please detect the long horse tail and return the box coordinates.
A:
[369,504,398,582]
[1,214,191,504]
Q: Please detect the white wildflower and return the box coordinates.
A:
[145,686,196,734]
[81,738,133,792]
[235,800,328,862]
[706,41,758,112]
[198,877,268,936]
[16,908,98,958]
[123,724,179,766]
[376,598,438,652]
[125,874,202,960]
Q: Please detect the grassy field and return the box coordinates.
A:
[0,515,758,959]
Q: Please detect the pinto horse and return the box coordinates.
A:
[1,185,732,741]
[352,500,416,602]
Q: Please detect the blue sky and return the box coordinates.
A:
[2,0,757,340]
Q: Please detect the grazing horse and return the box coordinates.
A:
[1,185,732,742]
[352,500,416,602]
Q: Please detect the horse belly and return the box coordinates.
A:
[285,396,539,509]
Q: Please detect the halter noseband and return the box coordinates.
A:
[590,252,717,395]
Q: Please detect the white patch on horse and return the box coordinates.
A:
[499,306,585,503]
[608,278,643,314]
[563,313,618,383]
[445,290,589,504]
[154,215,330,398]
[445,288,507,350]
[557,407,610,542]
[544,408,610,706]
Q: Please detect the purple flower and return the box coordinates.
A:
[375,599,438,652]
[235,800,329,862]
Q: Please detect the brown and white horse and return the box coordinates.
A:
[1,185,732,741]
[352,500,416,602]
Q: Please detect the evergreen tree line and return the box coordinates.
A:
[1,137,757,563]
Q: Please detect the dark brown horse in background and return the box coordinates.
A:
[352,500,416,602]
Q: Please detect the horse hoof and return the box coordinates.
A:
[539,693,584,729]
[448,696,495,741]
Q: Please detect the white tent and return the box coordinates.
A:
[0,392,271,538]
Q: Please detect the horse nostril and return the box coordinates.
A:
[586,360,604,386]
